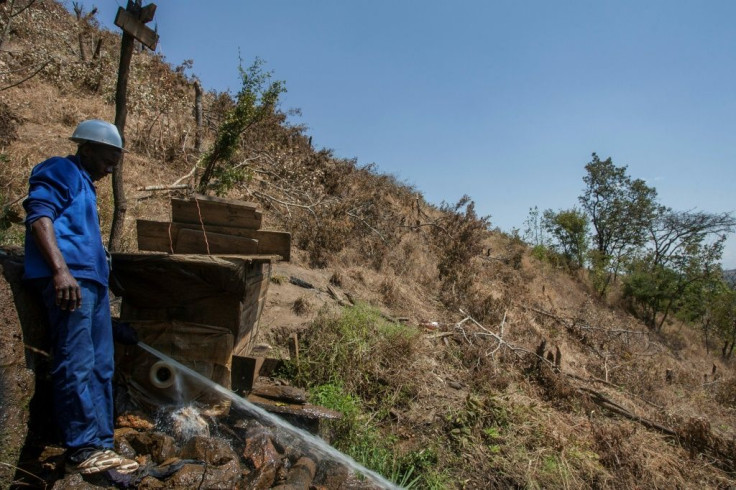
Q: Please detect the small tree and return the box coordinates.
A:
[711,284,736,359]
[197,57,285,194]
[434,196,491,310]
[542,207,589,269]
[692,278,736,356]
[579,153,658,294]
[523,205,545,247]
[623,207,735,330]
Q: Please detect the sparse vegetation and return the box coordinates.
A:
[292,303,419,411]
[2,3,736,488]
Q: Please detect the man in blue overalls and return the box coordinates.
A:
[23,120,138,475]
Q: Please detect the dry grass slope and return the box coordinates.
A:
[1,2,735,488]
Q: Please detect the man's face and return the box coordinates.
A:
[79,143,122,181]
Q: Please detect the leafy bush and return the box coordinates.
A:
[309,382,445,488]
[288,306,446,487]
[292,303,419,411]
[198,57,285,194]
[433,196,491,309]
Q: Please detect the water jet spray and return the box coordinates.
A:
[135,341,401,489]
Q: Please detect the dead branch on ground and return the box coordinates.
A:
[347,209,386,243]
[454,308,553,367]
[523,304,651,337]
[137,184,190,192]
[0,59,51,91]
[0,0,37,50]
[577,386,677,437]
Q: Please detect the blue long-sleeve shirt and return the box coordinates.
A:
[23,155,109,287]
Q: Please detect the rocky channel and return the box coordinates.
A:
[0,250,387,489]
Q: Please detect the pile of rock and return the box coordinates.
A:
[24,406,380,489]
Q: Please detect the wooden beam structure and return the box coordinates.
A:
[137,220,291,261]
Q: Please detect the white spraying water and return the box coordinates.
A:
[137,342,401,490]
[169,406,210,440]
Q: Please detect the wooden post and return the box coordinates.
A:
[194,79,203,153]
[288,333,299,362]
[73,3,87,61]
[109,0,158,251]
[193,79,203,186]
[109,2,135,251]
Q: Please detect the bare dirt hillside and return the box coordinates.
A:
[1,2,735,488]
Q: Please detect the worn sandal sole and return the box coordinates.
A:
[103,450,139,474]
[69,450,124,475]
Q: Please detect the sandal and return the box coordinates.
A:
[102,449,139,474]
[67,449,123,474]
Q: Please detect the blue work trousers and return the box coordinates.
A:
[37,278,115,450]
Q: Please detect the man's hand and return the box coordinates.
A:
[53,268,81,311]
[30,217,83,311]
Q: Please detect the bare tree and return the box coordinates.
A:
[72,2,99,61]
[0,0,37,50]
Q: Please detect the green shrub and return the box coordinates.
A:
[531,244,548,262]
[293,303,419,411]
[286,305,448,487]
[309,382,446,489]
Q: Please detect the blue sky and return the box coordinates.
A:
[72,1,736,267]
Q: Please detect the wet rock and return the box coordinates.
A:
[162,463,207,488]
[170,405,210,440]
[273,457,290,484]
[180,435,237,466]
[271,456,317,489]
[176,437,243,487]
[137,475,166,489]
[114,427,140,440]
[117,411,155,430]
[115,435,137,460]
[50,472,104,489]
[316,460,351,489]
[166,460,242,489]
[39,445,67,473]
[251,384,308,404]
[247,393,341,435]
[126,431,179,464]
[242,428,282,489]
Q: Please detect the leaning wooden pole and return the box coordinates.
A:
[194,79,203,153]
[109,0,157,250]
[109,22,134,251]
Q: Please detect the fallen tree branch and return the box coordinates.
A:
[0,460,46,487]
[455,308,552,366]
[250,190,322,220]
[566,372,664,410]
[346,210,386,243]
[0,59,51,91]
[137,184,190,192]
[171,164,199,186]
[522,304,650,337]
[577,386,678,437]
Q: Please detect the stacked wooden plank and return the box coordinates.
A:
[137,194,291,261]
[111,252,272,355]
[110,195,293,407]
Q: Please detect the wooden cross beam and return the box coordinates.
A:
[114,2,158,50]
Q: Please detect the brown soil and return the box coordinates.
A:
[1,2,736,489]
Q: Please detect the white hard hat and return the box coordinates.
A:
[70,119,124,150]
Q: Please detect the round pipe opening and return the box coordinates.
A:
[149,360,177,389]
